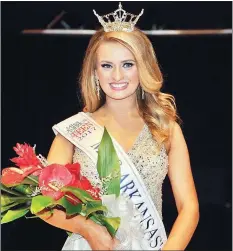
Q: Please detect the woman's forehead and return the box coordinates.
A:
[96,41,135,61]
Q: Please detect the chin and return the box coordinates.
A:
[106,92,136,101]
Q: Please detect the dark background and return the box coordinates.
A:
[1,1,232,250]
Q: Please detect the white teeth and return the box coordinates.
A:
[110,83,128,88]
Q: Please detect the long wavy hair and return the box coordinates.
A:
[79,28,180,150]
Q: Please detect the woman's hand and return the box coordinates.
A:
[38,208,119,250]
[84,223,119,250]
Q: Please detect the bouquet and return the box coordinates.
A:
[1,128,144,250]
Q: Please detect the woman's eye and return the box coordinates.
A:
[123,63,134,68]
[101,64,112,69]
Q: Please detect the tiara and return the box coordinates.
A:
[93,2,144,32]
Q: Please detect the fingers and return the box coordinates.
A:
[37,208,54,220]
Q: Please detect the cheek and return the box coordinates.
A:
[97,70,111,82]
[127,68,139,83]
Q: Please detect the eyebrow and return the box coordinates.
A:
[100,60,135,64]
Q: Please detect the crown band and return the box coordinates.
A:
[93,2,144,32]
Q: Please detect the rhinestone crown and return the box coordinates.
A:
[93,2,144,32]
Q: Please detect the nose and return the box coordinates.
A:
[112,67,124,82]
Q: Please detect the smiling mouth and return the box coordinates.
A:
[109,82,128,90]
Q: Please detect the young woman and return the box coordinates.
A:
[39,4,199,251]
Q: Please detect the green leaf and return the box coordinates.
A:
[61,186,98,203]
[1,194,31,207]
[30,195,54,214]
[0,184,23,196]
[89,213,103,225]
[95,214,120,237]
[57,196,82,216]
[2,202,19,213]
[107,177,121,197]
[66,231,72,236]
[1,194,21,207]
[97,127,121,196]
[14,184,34,195]
[1,201,27,213]
[84,201,107,217]
[1,193,32,213]
[1,208,29,224]
[25,208,54,219]
[1,212,6,219]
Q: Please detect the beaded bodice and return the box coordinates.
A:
[73,114,169,219]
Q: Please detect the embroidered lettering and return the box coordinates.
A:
[135,201,145,209]
[129,189,141,198]
[140,207,148,216]
[120,180,135,192]
[145,218,155,230]
[150,235,163,249]
[120,174,130,184]
[140,214,151,223]
[145,228,158,240]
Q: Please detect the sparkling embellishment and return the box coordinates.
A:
[37,154,49,167]
[93,2,144,32]
[73,123,168,219]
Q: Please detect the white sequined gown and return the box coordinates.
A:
[62,113,169,250]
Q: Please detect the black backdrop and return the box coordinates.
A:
[2,2,232,250]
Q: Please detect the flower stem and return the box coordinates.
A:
[11,196,32,200]
[0,184,23,196]
[64,194,80,204]
[26,176,38,184]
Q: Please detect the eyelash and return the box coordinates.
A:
[101,63,134,69]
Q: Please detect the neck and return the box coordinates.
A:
[103,95,140,118]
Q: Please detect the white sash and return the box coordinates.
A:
[52,112,167,250]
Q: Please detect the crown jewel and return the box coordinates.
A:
[93,2,144,32]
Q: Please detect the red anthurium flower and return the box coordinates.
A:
[31,169,42,176]
[65,163,100,200]
[1,167,24,186]
[21,165,42,178]
[39,164,73,200]
[65,163,92,190]
[38,162,100,203]
[72,176,93,190]
[65,163,92,203]
[65,163,81,183]
[65,192,82,206]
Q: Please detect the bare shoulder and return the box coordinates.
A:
[171,121,183,139]
[53,133,74,147]
[166,121,184,153]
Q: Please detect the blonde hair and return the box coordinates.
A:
[79,28,180,149]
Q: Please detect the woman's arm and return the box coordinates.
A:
[162,123,200,251]
[39,133,116,250]
[46,133,74,165]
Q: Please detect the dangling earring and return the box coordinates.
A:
[142,88,145,100]
[94,72,100,100]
